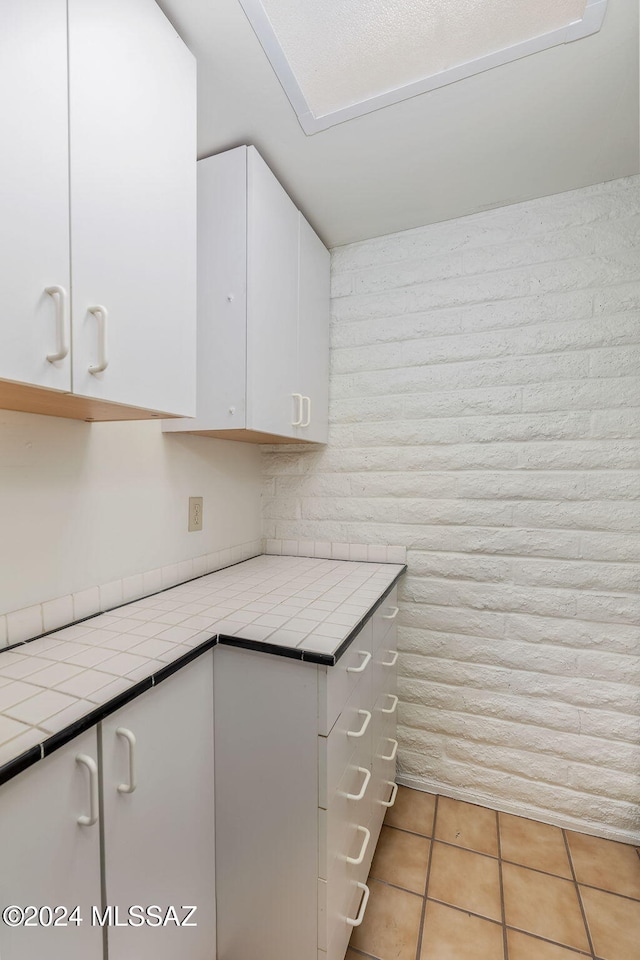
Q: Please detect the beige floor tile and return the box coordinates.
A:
[499,813,572,878]
[507,929,590,960]
[369,825,431,894]
[502,863,590,953]
[435,796,499,856]
[428,841,502,921]
[420,900,504,959]
[350,879,423,960]
[567,831,640,900]
[384,785,436,837]
[581,886,640,960]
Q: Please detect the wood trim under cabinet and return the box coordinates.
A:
[0,380,179,422]
[183,428,316,444]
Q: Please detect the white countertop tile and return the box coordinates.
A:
[0,554,403,777]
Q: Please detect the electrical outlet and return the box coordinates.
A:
[188,496,203,532]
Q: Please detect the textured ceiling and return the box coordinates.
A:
[157,0,638,247]
[257,0,588,116]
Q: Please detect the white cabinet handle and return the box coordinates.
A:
[346,650,371,674]
[347,709,371,739]
[76,754,99,826]
[345,766,371,801]
[380,738,398,762]
[380,781,398,808]
[381,694,399,715]
[346,882,370,927]
[291,393,303,426]
[116,727,137,794]
[345,825,371,865]
[45,285,69,362]
[88,305,109,373]
[301,395,311,427]
[382,606,399,620]
[381,650,398,667]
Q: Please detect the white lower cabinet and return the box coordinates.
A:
[214,588,398,960]
[0,653,215,960]
[101,655,216,960]
[0,729,103,960]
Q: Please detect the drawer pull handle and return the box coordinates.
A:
[76,754,99,826]
[45,285,69,362]
[345,825,371,865]
[116,727,137,794]
[381,694,399,715]
[301,395,312,428]
[381,650,398,667]
[346,650,371,674]
[346,882,370,927]
[346,766,371,801]
[347,709,371,739]
[382,606,399,620]
[380,737,398,762]
[380,781,398,808]
[88,305,109,374]
[291,393,303,426]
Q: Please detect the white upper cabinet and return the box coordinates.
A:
[163,145,329,444]
[68,0,196,417]
[0,0,196,421]
[0,0,71,394]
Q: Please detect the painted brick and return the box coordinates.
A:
[263,175,640,839]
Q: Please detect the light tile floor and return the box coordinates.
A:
[348,787,640,960]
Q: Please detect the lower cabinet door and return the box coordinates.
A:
[0,730,103,960]
[100,655,215,960]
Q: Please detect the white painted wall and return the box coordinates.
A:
[0,414,262,626]
[261,175,640,841]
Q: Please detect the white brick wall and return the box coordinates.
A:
[261,176,640,843]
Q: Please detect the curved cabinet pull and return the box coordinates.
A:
[346,882,370,927]
[291,393,303,426]
[88,305,109,373]
[76,754,99,826]
[345,825,371,866]
[301,395,311,428]
[381,650,398,667]
[347,709,371,739]
[381,694,399,715]
[346,650,371,674]
[380,737,398,762]
[345,766,370,801]
[45,285,69,362]
[380,781,398,808]
[382,606,399,621]
[116,727,137,794]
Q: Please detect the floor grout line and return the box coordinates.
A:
[414,794,438,960]
[380,823,640,901]
[496,808,509,960]
[563,829,597,959]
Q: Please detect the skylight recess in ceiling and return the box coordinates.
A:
[237,0,608,134]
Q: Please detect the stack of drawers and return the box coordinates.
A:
[318,587,399,960]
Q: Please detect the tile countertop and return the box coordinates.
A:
[0,555,405,781]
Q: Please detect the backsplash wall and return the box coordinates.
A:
[0,414,262,638]
[261,175,640,842]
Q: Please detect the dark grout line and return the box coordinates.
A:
[424,896,504,926]
[414,794,438,960]
[496,808,510,960]
[505,925,594,957]
[562,828,597,960]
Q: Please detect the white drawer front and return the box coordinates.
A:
[372,587,398,652]
[319,620,373,736]
[319,674,373,808]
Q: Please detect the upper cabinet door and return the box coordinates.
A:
[297,213,330,444]
[246,147,300,437]
[68,0,197,416]
[0,0,71,393]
